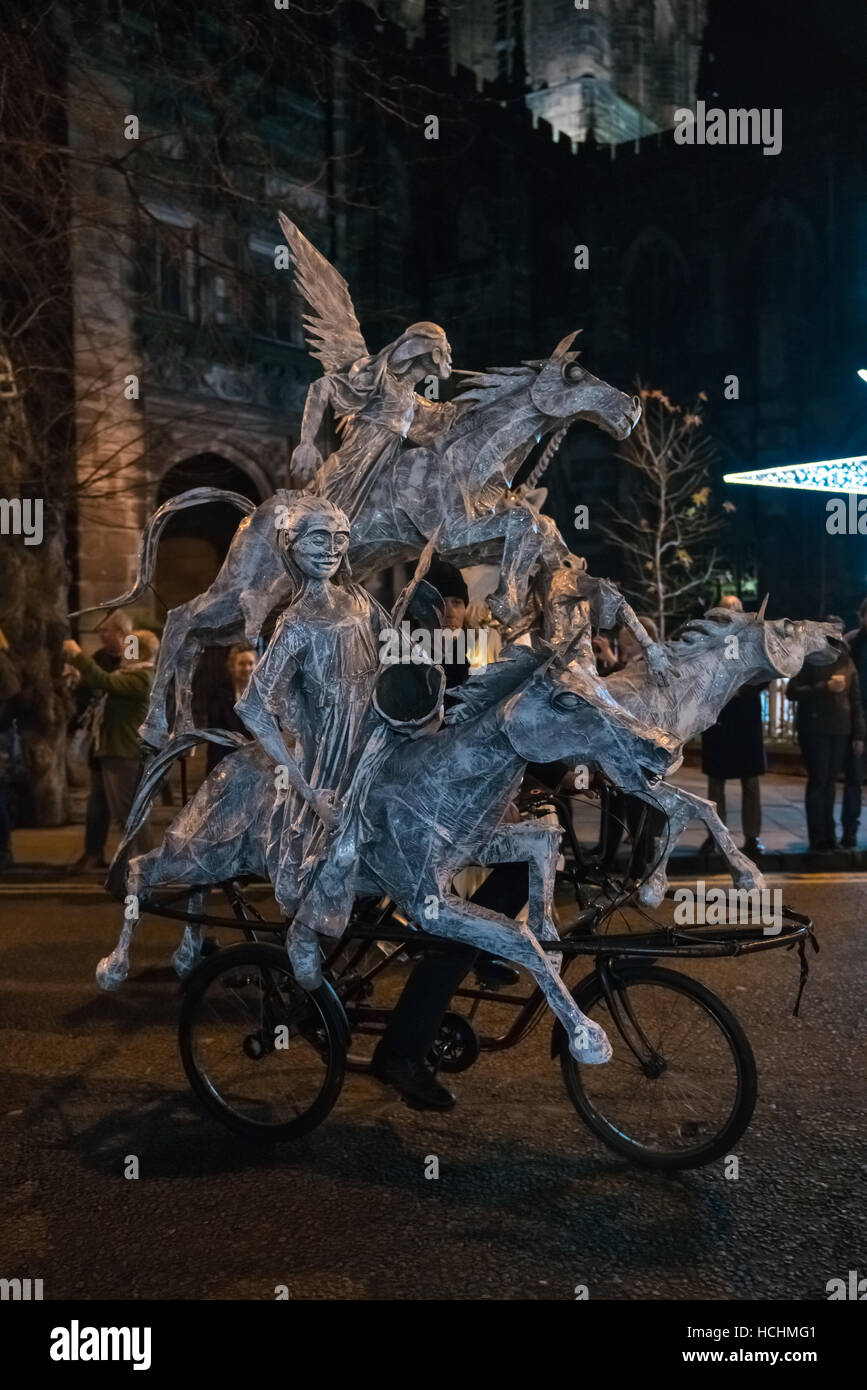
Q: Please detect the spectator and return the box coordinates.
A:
[0,627,23,871]
[63,629,160,863]
[787,615,864,852]
[700,595,767,862]
[203,645,256,774]
[66,610,131,872]
[843,598,867,846]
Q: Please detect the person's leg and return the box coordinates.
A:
[707,777,727,825]
[84,760,110,859]
[380,862,529,1060]
[741,776,762,842]
[101,757,152,857]
[842,741,863,844]
[801,732,827,847]
[826,734,848,845]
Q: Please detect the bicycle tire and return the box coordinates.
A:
[179,942,347,1142]
[556,964,757,1170]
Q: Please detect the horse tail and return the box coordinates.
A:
[105,729,250,900]
[69,488,257,618]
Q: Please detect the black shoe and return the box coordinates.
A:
[742,838,765,860]
[370,1044,456,1111]
[810,840,835,854]
[841,835,857,849]
[473,954,520,988]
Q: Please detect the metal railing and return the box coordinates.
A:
[762,678,796,742]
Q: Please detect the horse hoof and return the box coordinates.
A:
[569,1023,612,1065]
[96,952,128,991]
[172,946,199,978]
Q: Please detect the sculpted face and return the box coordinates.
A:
[292,517,350,580]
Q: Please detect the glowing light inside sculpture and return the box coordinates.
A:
[724,457,867,495]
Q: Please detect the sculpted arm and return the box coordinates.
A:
[291,376,336,484]
[234,625,335,826]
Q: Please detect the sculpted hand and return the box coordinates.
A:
[645,641,677,685]
[291,442,323,487]
[309,787,338,831]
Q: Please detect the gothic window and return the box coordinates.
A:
[138,208,196,320]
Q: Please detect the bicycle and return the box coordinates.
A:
[170,802,816,1169]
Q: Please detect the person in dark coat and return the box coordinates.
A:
[700,596,766,861]
[67,610,129,873]
[787,616,865,852]
[200,646,256,774]
[843,597,867,845]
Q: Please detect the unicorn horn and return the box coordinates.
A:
[755,593,769,620]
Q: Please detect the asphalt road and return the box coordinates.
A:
[1,875,865,1301]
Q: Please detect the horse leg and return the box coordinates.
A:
[476,821,564,968]
[424,890,611,1063]
[140,600,198,747]
[171,890,206,978]
[96,839,228,990]
[443,507,547,627]
[634,783,766,908]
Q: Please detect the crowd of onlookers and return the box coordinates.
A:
[1,592,867,870]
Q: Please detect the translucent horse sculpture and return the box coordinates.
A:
[94,638,682,1065]
[594,602,842,904]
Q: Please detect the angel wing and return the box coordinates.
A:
[278,212,368,373]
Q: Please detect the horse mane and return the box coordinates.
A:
[444,642,544,723]
[454,366,537,406]
[663,609,755,661]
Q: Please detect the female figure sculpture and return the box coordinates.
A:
[96,496,389,989]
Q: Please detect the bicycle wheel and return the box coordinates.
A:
[556,964,757,1170]
[179,942,348,1142]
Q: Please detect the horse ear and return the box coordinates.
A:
[551,329,582,359]
[755,593,769,621]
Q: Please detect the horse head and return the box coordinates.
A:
[675,601,843,681]
[498,651,679,787]
[528,331,641,440]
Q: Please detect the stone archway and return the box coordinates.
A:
[153,454,262,615]
[153,454,264,746]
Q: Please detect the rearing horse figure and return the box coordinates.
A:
[70,217,642,746]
